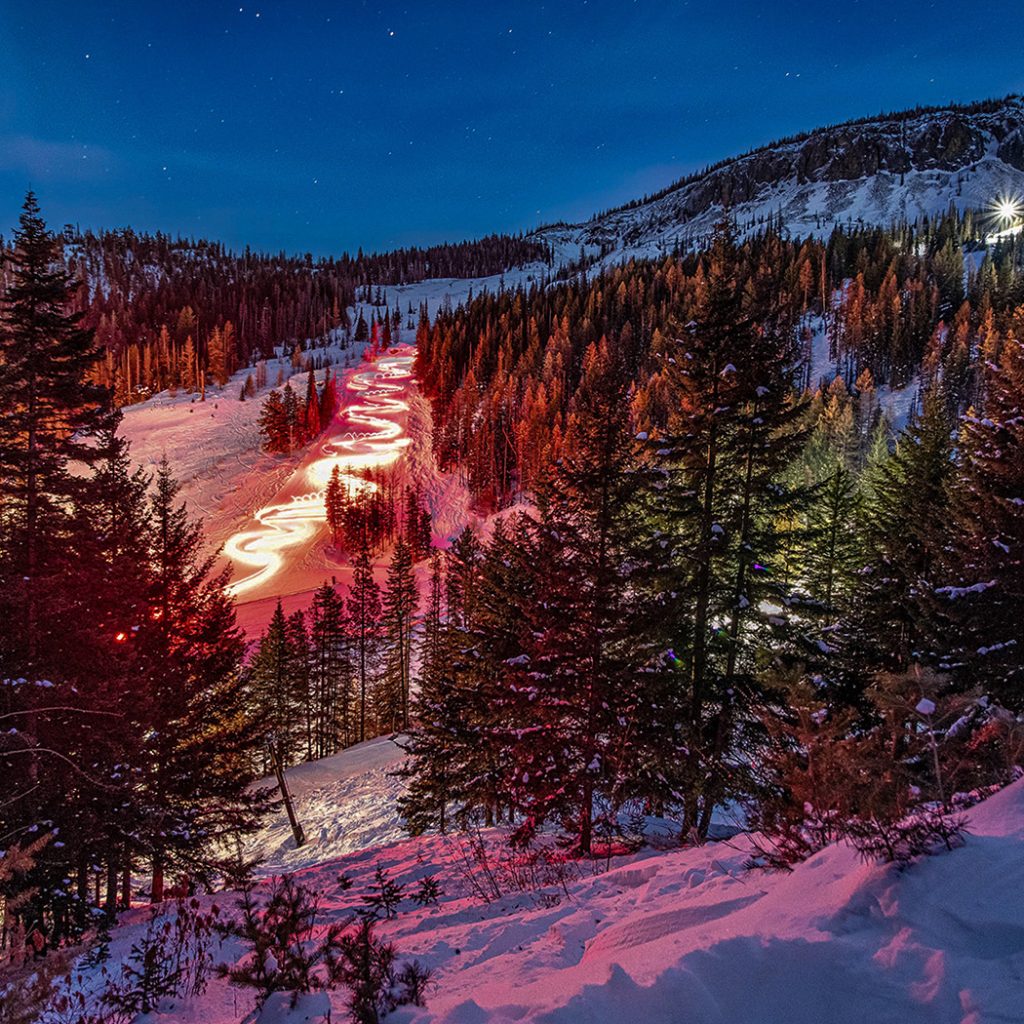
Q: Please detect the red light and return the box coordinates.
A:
[114,632,127,642]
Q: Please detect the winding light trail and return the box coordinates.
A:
[223,348,415,598]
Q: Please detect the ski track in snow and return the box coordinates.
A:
[223,348,416,599]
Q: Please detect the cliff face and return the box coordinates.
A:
[535,97,1024,261]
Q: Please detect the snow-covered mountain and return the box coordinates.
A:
[533,96,1024,263]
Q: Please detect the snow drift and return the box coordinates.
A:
[67,741,1024,1024]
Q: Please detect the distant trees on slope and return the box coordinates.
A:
[0,220,550,408]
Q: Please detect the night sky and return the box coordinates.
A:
[3,0,1023,256]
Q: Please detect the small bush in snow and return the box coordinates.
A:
[325,917,431,1024]
[845,808,969,864]
[217,874,340,1009]
[412,874,443,907]
[101,898,217,1016]
[447,828,579,905]
[748,670,996,869]
[216,873,432,1019]
[365,867,405,920]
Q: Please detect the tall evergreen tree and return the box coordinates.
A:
[348,542,382,743]
[325,465,346,547]
[936,336,1024,706]
[303,368,321,441]
[137,461,267,899]
[636,221,809,838]
[493,339,656,852]
[0,192,107,677]
[380,537,418,732]
[249,599,307,769]
[804,466,862,615]
[842,385,953,681]
[399,552,466,834]
[308,582,353,755]
[258,390,290,453]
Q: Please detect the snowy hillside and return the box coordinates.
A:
[118,267,541,554]
[533,96,1024,264]
[61,743,1024,1024]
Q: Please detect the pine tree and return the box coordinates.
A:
[319,370,339,425]
[0,194,118,933]
[303,368,321,441]
[842,385,953,682]
[181,335,197,392]
[308,582,353,755]
[492,339,656,852]
[804,466,861,615]
[354,312,369,344]
[258,390,291,453]
[61,412,154,918]
[249,600,307,768]
[380,537,417,733]
[286,610,311,759]
[0,192,107,678]
[936,336,1024,706]
[348,543,382,743]
[137,461,267,899]
[325,465,347,547]
[636,221,810,838]
[207,325,229,387]
[398,551,469,834]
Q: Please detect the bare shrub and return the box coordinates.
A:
[445,828,580,906]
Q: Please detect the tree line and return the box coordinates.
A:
[0,221,549,409]
[415,207,1024,510]
[399,220,1023,856]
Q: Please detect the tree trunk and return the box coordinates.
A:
[105,857,118,918]
[579,781,593,856]
[151,853,164,904]
[121,847,131,909]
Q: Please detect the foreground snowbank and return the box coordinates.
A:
[67,741,1024,1024]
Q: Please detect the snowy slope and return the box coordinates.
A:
[245,736,409,875]
[62,742,1024,1024]
[532,96,1024,265]
[118,261,537,545]
[118,338,364,560]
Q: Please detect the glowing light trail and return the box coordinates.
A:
[223,349,415,598]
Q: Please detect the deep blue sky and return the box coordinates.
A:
[2,1,1023,256]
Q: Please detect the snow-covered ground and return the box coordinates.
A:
[61,739,1024,1024]
[118,338,364,562]
[245,736,409,875]
[117,272,519,638]
[806,311,919,430]
[119,266,543,535]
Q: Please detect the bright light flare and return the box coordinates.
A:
[223,351,416,598]
[990,194,1023,227]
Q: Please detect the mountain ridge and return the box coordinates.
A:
[532,94,1024,263]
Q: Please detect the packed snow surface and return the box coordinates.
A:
[74,740,1024,1024]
